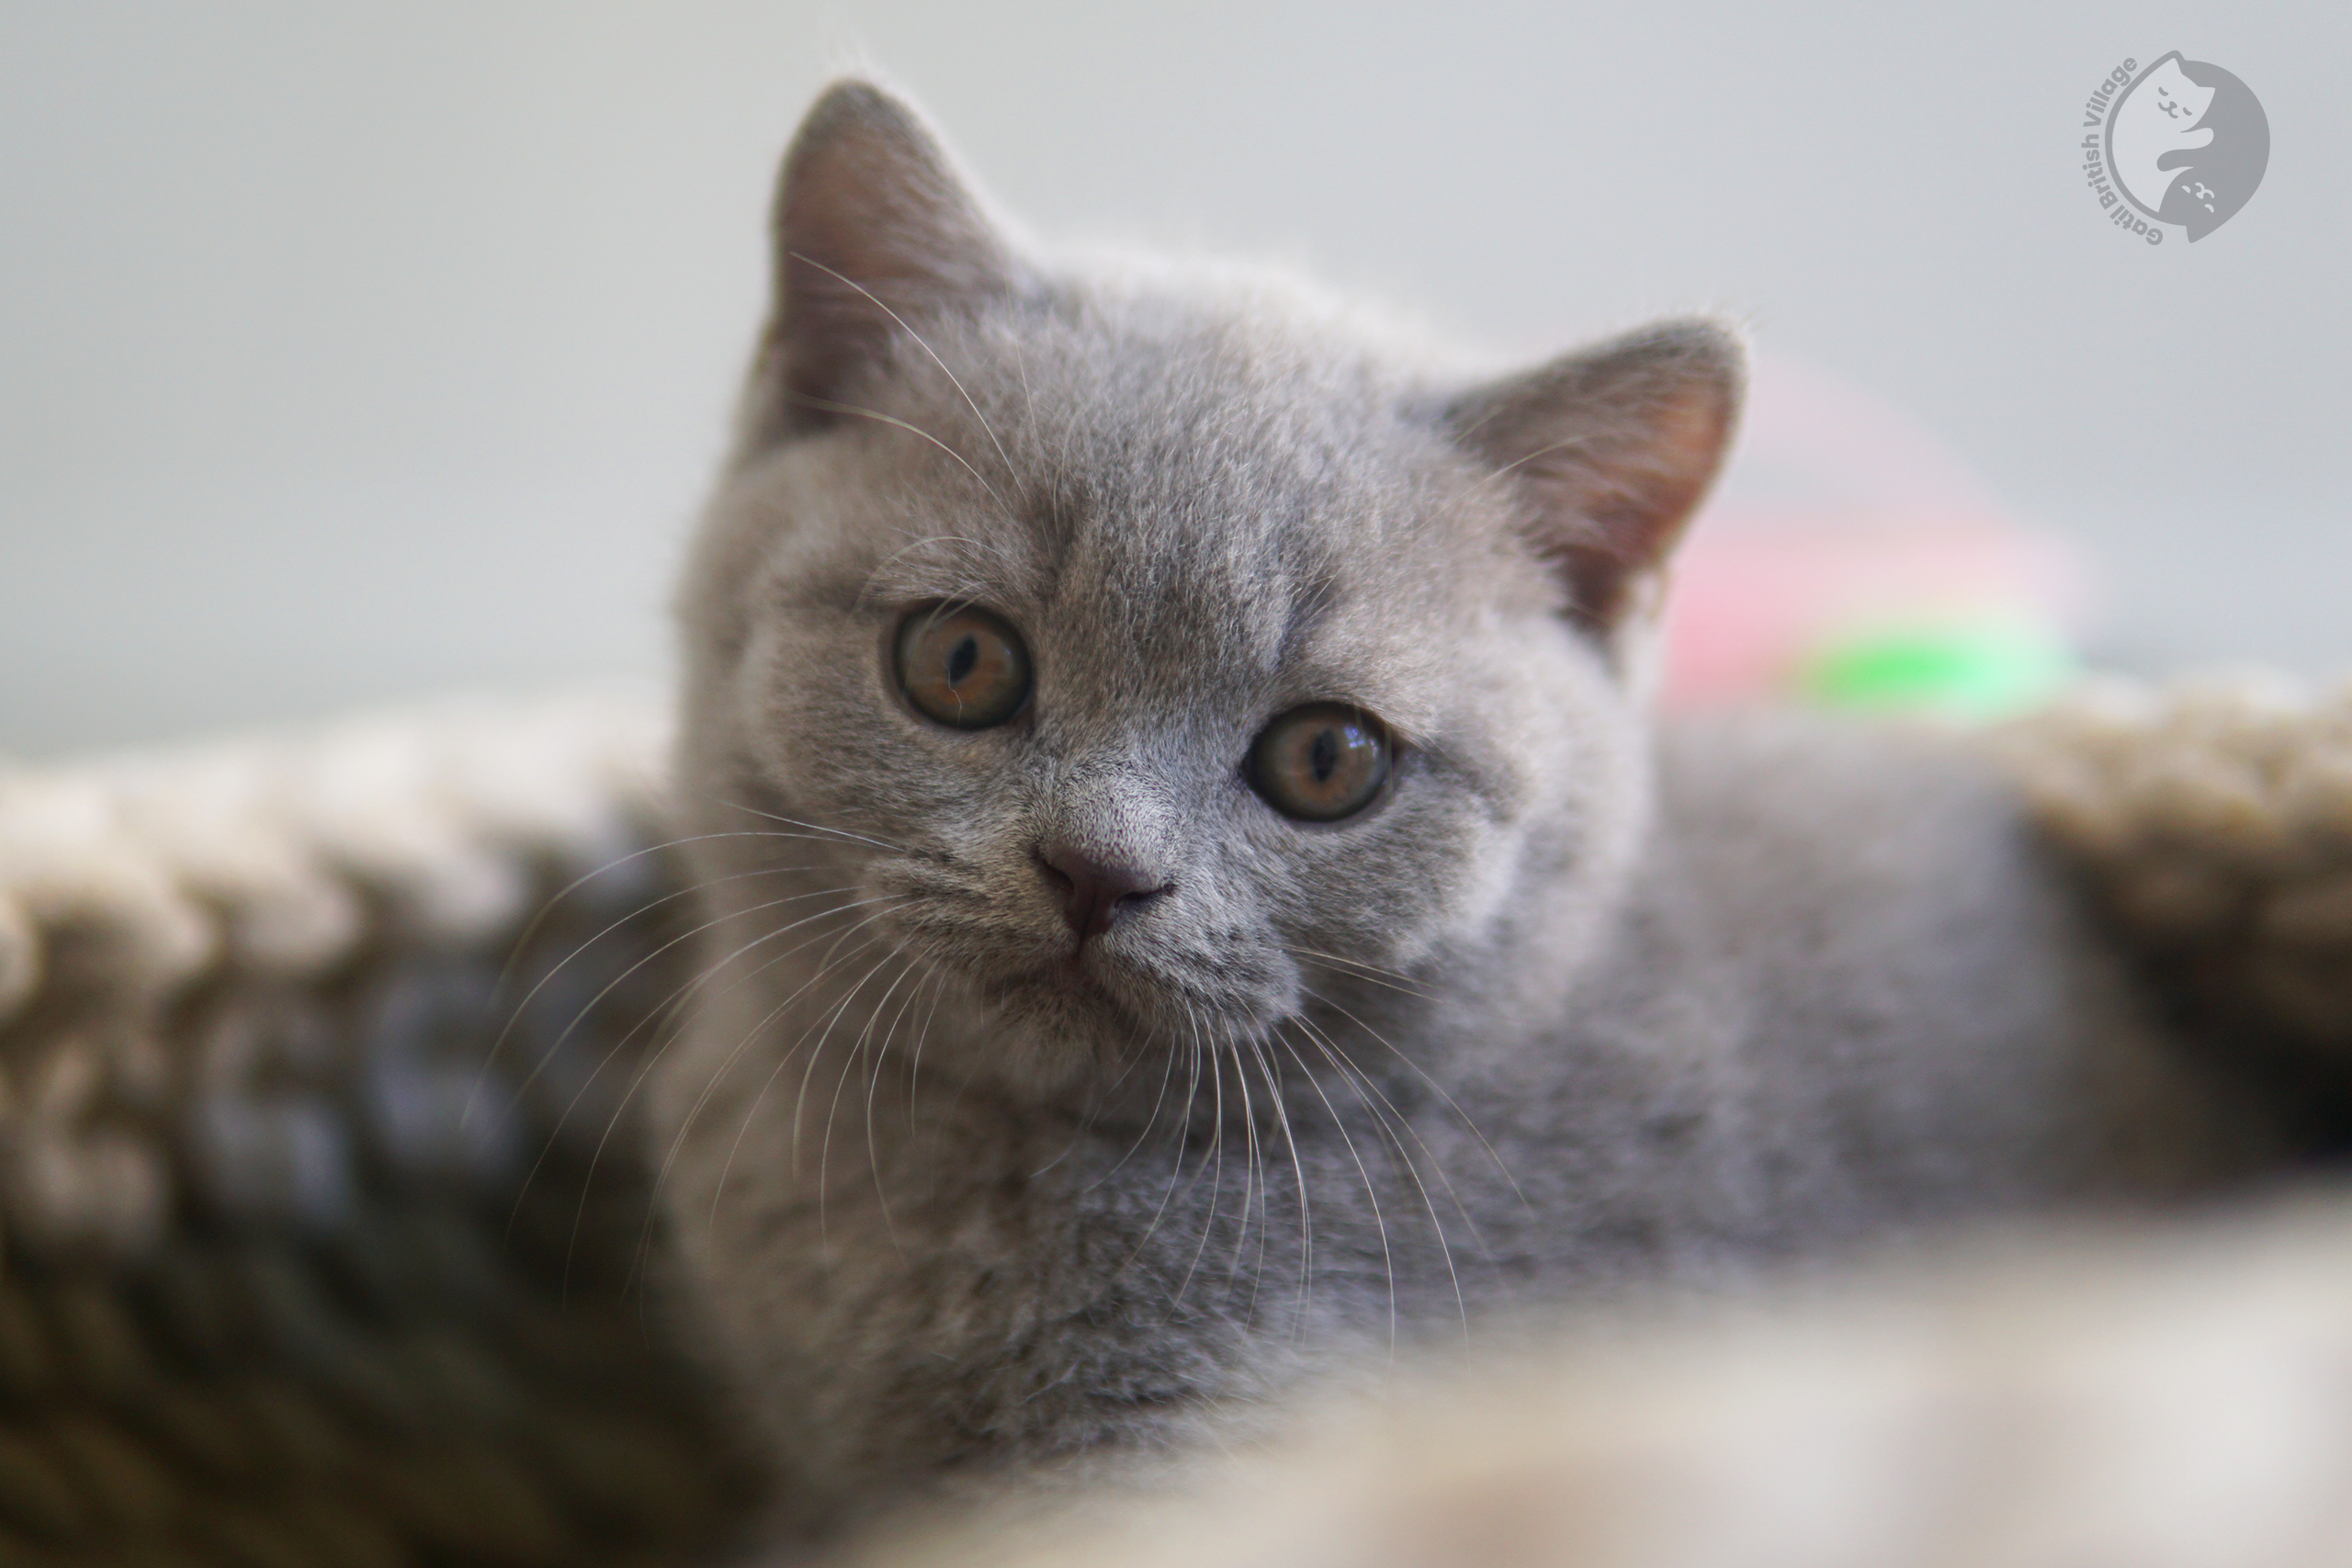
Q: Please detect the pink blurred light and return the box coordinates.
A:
[1660,352,2089,705]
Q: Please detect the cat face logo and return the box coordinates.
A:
[2102,52,2269,241]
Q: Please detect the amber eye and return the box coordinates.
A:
[895,604,1032,729]
[1249,704,1393,822]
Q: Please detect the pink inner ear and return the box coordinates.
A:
[763,82,1015,424]
[1452,322,1745,633]
[1556,380,1742,622]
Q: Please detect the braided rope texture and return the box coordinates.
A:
[0,687,761,1567]
[1995,674,2352,1058]
[4,676,2350,1563]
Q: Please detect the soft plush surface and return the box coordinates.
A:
[866,1194,2352,1568]
[1,676,2348,1564]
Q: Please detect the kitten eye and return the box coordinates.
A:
[1249,704,1392,822]
[895,604,1032,728]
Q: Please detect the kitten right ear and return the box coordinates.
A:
[1442,321,1744,637]
[759,80,1019,433]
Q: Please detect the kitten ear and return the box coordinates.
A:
[1442,320,1744,634]
[760,80,1020,431]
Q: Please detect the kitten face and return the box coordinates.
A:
[673,83,1738,1103]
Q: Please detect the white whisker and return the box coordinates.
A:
[1240,1034,1313,1333]
[786,249,1023,492]
[627,897,910,1285]
[1277,1025,1396,1367]
[478,856,848,1125]
[1295,1013,1471,1344]
[1118,1002,1208,1288]
[1172,1021,1231,1311]
[496,882,877,1134]
[699,791,910,855]
[784,389,1019,526]
[1304,985,1526,1209]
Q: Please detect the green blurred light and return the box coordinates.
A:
[1801,622,2075,719]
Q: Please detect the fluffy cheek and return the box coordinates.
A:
[1232,791,1473,977]
[1417,814,1537,963]
[1272,651,1644,978]
[732,619,872,789]
[732,610,1006,847]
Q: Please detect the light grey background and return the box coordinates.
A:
[5,1,2346,756]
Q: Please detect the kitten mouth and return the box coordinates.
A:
[972,942,1174,1028]
[1013,949,1120,999]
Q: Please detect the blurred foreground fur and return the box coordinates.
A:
[863,1194,2352,1568]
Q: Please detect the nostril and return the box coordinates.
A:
[1036,843,1173,943]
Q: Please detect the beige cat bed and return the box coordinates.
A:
[3,678,2350,1566]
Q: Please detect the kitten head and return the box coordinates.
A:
[673,81,1740,1099]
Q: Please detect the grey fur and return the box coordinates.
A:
[654,80,2309,1540]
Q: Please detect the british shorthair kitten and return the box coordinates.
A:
[653,79,2308,1541]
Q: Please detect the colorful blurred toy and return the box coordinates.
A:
[1663,353,2085,717]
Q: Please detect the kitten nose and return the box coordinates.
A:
[1036,844,1172,944]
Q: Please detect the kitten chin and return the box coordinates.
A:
[651,77,2319,1542]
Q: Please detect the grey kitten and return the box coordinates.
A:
[654,79,2312,1540]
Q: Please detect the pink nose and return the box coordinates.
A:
[1036,845,1171,943]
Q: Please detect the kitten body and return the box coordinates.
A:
[653,82,2301,1533]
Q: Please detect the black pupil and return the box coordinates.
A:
[1308,728,1340,784]
[945,634,979,686]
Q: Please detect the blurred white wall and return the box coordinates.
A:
[5,0,2347,755]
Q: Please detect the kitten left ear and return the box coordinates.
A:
[1442,320,1744,634]
[757,79,1022,434]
